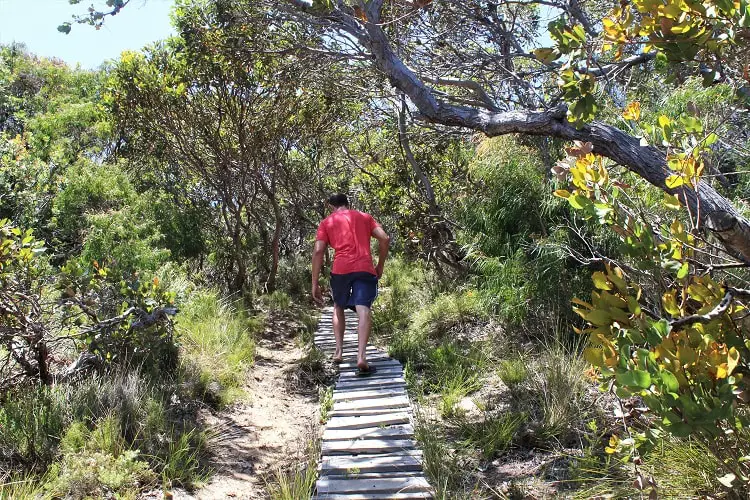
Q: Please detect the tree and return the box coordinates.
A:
[107,0,352,292]
[261,0,750,262]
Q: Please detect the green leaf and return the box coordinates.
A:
[680,116,703,133]
[568,194,592,210]
[57,23,72,35]
[584,309,612,326]
[617,369,652,389]
[676,262,689,279]
[592,271,612,290]
[666,174,685,188]
[660,370,680,392]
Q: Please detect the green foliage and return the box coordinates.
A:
[413,407,474,499]
[460,136,549,254]
[373,257,431,339]
[0,387,67,465]
[178,291,259,407]
[503,343,591,446]
[556,117,750,486]
[411,291,485,340]
[266,464,318,500]
[458,413,526,459]
[497,358,529,387]
[45,449,155,499]
[319,386,334,423]
[261,290,292,312]
[60,261,178,375]
[159,427,209,487]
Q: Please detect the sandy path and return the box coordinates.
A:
[175,327,322,499]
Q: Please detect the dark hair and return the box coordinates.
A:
[328,193,349,208]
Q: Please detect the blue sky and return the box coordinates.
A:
[0,0,176,69]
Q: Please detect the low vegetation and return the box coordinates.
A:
[5,0,750,497]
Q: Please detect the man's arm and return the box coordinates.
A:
[372,226,390,278]
[311,240,327,304]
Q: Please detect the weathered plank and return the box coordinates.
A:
[322,439,416,455]
[338,369,404,380]
[323,424,414,441]
[334,396,409,411]
[326,412,410,430]
[337,359,401,370]
[329,408,411,417]
[321,471,427,480]
[333,388,406,401]
[313,308,433,499]
[316,476,432,495]
[312,493,431,500]
[336,377,407,389]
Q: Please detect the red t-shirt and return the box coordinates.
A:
[316,209,380,275]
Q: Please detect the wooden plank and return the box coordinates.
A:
[326,412,409,430]
[321,471,426,480]
[323,424,414,441]
[322,439,416,455]
[338,368,404,379]
[336,377,406,389]
[316,476,432,495]
[333,388,406,401]
[333,381,406,392]
[334,396,410,411]
[313,493,432,500]
[337,359,400,370]
[329,408,410,417]
[320,452,423,474]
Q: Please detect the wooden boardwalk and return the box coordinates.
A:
[312,307,433,500]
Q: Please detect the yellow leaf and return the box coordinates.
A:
[716,363,729,379]
[584,347,606,367]
[622,101,641,121]
[727,347,740,376]
[592,271,612,290]
[662,290,680,316]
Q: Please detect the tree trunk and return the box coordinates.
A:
[356,8,750,263]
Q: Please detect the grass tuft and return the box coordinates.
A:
[497,358,528,387]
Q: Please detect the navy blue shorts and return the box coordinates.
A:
[330,272,378,311]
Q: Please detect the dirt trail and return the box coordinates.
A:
[175,326,322,499]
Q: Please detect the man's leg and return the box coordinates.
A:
[332,305,345,361]
[355,305,372,370]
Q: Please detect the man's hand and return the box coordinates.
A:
[311,240,327,306]
[312,281,323,305]
[376,263,384,279]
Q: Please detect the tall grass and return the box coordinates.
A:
[178,291,260,407]
[265,433,320,500]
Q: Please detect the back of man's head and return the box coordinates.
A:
[328,193,349,208]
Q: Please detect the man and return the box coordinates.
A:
[312,193,390,375]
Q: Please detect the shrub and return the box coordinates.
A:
[178,291,259,407]
[497,358,528,387]
[410,291,485,340]
[373,258,430,339]
[45,450,155,499]
[0,387,67,466]
[262,290,292,312]
[505,343,591,446]
[458,413,526,459]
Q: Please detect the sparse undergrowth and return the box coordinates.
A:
[0,282,266,497]
[379,260,734,499]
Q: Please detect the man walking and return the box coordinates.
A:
[312,194,390,375]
